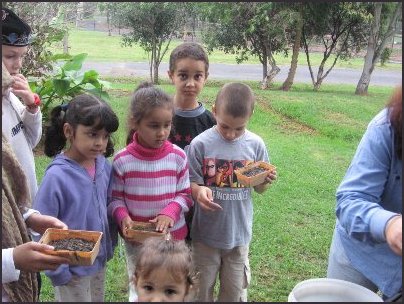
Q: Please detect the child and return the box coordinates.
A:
[2,7,42,203]
[167,42,216,151]
[167,42,216,243]
[107,81,192,302]
[32,93,120,302]
[133,236,197,302]
[187,82,277,302]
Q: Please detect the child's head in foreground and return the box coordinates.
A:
[133,236,197,302]
[212,82,255,141]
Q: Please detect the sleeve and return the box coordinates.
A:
[255,136,270,163]
[2,248,20,284]
[186,140,205,185]
[107,158,129,227]
[32,170,61,219]
[335,121,397,243]
[160,152,192,222]
[10,93,42,149]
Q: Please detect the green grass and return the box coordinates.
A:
[35,77,391,302]
[50,28,402,70]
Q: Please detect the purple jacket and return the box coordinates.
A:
[33,153,118,286]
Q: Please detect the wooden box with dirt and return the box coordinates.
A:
[123,221,164,243]
[38,228,102,266]
[235,161,276,187]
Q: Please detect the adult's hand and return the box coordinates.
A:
[26,213,68,235]
[13,242,70,272]
[385,215,402,256]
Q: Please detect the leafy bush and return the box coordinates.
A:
[380,47,392,66]
[29,53,111,122]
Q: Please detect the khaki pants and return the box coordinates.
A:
[54,267,106,302]
[192,241,250,302]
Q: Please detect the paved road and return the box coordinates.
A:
[82,61,402,87]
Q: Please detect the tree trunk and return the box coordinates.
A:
[282,7,303,91]
[355,3,401,95]
[63,33,69,54]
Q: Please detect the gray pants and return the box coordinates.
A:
[54,267,106,302]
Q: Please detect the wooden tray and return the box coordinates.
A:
[234,161,276,187]
[38,228,102,266]
[123,221,164,243]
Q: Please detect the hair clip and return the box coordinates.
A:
[164,232,172,241]
[60,103,69,112]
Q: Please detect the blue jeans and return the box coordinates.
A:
[327,228,378,293]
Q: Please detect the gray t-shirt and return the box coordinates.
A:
[187,127,270,249]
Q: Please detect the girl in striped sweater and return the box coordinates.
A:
[107,82,192,301]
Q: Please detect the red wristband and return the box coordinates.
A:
[33,93,41,106]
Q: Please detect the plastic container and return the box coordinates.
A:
[39,228,102,266]
[288,278,383,302]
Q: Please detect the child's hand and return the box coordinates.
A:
[121,216,134,233]
[195,185,223,212]
[26,213,68,234]
[11,74,36,108]
[254,169,277,193]
[150,215,173,233]
[263,169,277,185]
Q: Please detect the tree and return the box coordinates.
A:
[355,2,402,95]
[3,2,70,78]
[118,2,186,84]
[199,2,293,89]
[281,3,304,91]
[302,2,371,91]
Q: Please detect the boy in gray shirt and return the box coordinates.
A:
[187,83,277,302]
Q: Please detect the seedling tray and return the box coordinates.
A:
[38,228,102,266]
[234,161,276,187]
[123,221,164,243]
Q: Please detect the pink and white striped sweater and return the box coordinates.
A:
[108,133,192,240]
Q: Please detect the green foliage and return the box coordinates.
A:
[29,53,111,122]
[380,47,393,66]
[117,2,186,83]
[3,2,68,78]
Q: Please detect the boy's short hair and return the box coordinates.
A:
[169,42,209,73]
[215,83,255,118]
[2,8,32,46]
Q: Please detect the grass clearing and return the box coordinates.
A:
[35,78,390,302]
[50,28,401,70]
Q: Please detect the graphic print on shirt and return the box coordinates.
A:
[11,121,24,137]
[203,158,254,188]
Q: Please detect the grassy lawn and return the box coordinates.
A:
[35,77,391,302]
[50,28,402,71]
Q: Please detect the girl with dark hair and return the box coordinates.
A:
[33,93,119,302]
[327,86,402,299]
[108,81,192,301]
[133,237,198,302]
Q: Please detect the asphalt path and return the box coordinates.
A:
[82,61,402,87]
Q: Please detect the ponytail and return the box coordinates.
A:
[44,104,68,157]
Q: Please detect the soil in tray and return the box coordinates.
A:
[49,238,95,252]
[242,167,268,177]
[129,225,158,232]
